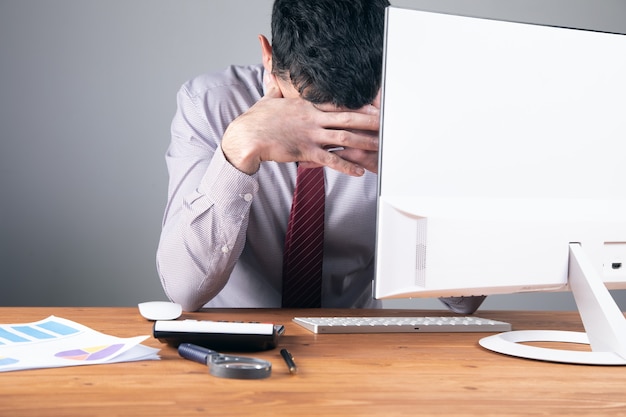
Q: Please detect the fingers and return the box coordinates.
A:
[313,104,379,121]
[231,85,379,176]
[316,111,380,138]
[300,140,378,177]
[319,128,379,152]
[312,99,380,137]
[333,148,379,174]
[311,148,366,177]
[305,103,380,175]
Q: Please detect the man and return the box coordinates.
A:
[157,0,485,314]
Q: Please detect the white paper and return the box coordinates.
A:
[0,315,160,372]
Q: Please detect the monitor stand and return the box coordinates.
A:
[479,243,626,365]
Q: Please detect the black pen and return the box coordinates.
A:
[280,348,298,374]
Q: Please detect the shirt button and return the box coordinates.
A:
[243,193,253,202]
[221,245,230,254]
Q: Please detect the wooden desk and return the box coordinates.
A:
[1,308,625,417]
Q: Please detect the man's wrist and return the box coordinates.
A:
[221,134,261,175]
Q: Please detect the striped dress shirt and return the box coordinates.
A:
[156,64,381,311]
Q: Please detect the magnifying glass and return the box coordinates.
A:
[178,343,272,379]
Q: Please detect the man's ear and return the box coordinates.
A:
[258,35,273,74]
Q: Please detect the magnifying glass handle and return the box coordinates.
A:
[178,343,218,365]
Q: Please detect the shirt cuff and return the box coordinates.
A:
[197,146,259,216]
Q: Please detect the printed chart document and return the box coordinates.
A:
[0,316,160,372]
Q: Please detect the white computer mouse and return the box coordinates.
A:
[138,301,183,321]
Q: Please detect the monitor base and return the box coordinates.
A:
[480,244,626,366]
[479,329,626,365]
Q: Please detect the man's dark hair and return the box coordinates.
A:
[271,0,390,109]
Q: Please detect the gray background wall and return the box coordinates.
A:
[1,0,625,311]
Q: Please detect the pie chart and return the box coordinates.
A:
[55,344,124,361]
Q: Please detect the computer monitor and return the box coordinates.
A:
[374,7,626,365]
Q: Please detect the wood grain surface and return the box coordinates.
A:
[1,307,625,417]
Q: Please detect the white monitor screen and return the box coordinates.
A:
[373,6,626,365]
[374,7,626,302]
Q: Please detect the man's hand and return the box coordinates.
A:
[221,74,380,176]
[311,91,381,174]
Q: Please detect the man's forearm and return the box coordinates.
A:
[156,198,249,311]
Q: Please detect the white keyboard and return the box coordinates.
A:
[292,316,511,334]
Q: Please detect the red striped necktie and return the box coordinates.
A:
[281,165,325,308]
